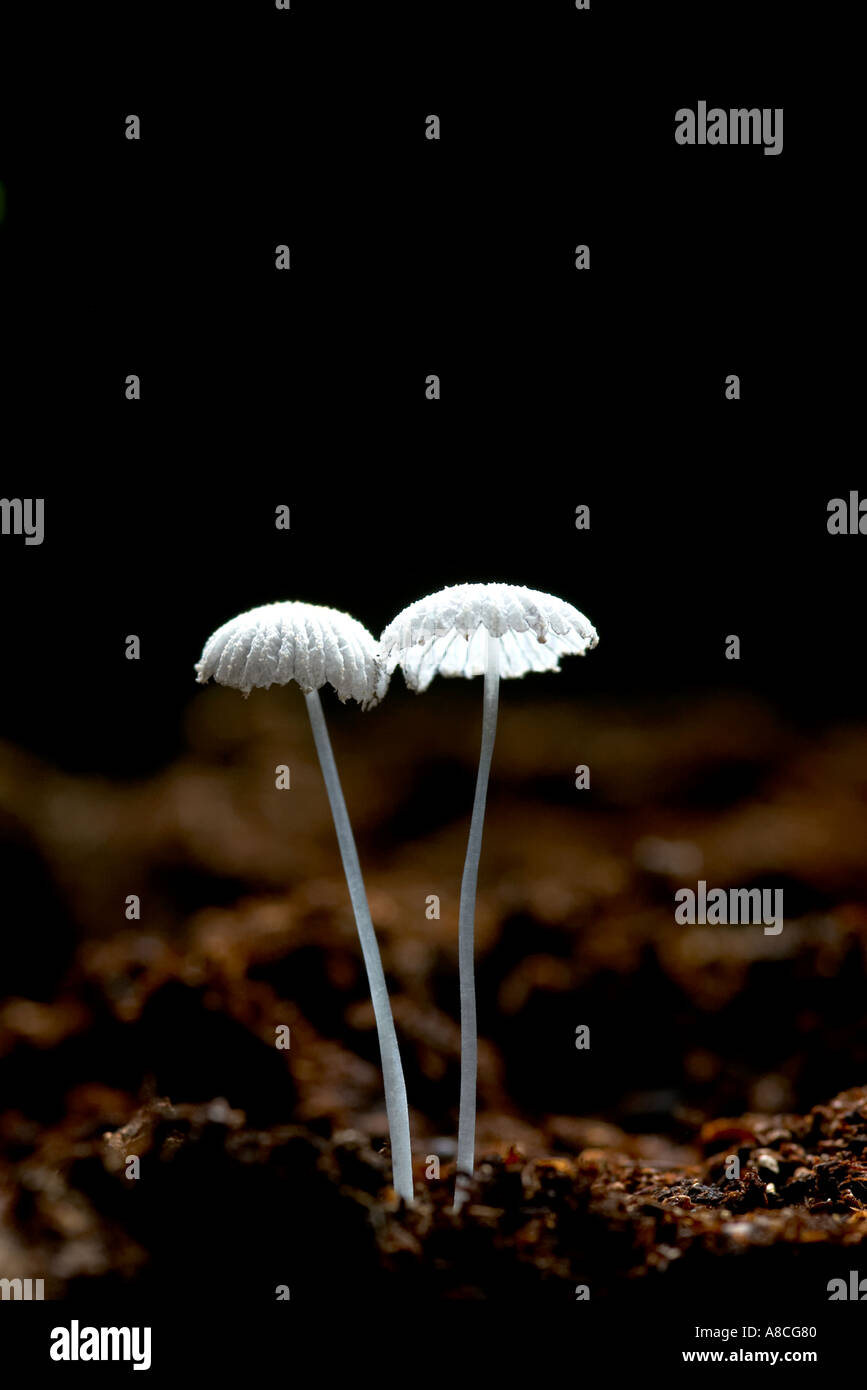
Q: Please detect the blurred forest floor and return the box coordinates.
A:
[1,689,866,1298]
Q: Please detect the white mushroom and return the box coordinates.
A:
[195,601,413,1203]
[196,600,388,708]
[380,583,598,1209]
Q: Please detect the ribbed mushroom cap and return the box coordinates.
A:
[195,601,388,707]
[380,583,598,690]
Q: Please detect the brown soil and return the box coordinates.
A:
[1,689,866,1300]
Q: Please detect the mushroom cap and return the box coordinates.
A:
[195,601,388,707]
[380,583,598,690]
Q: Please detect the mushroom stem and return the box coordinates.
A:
[304,688,414,1204]
[454,629,500,1211]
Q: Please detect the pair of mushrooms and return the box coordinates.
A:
[195,583,599,1207]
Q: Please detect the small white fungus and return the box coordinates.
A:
[195,601,388,708]
[379,582,598,690]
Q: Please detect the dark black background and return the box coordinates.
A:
[0,2,854,775]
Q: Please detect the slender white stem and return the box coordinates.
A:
[454,630,500,1210]
[304,688,414,1204]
